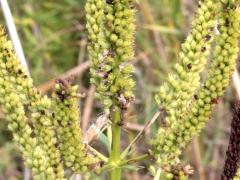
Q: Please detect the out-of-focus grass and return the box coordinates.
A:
[0,0,236,179]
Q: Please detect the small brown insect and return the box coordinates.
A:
[106,0,114,4]
[187,63,192,70]
[40,110,46,115]
[194,95,198,100]
[225,18,229,27]
[205,35,211,41]
[100,161,104,167]
[201,47,206,52]
[211,98,219,104]
[17,69,23,74]
[117,121,125,126]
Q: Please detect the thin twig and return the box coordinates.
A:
[192,137,206,180]
[86,144,108,162]
[82,85,95,132]
[37,61,90,93]
[120,153,149,166]
[124,122,144,132]
[77,39,87,64]
[38,50,149,93]
[121,110,161,158]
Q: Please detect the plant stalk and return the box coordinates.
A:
[109,107,122,180]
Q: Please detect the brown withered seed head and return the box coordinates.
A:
[55,77,74,101]
[221,102,240,180]
[169,163,194,180]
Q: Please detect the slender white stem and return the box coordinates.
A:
[0,0,29,75]
[154,168,162,180]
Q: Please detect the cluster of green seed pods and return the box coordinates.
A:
[0,27,57,179]
[0,25,98,179]
[86,0,135,112]
[152,0,240,168]
[0,32,65,179]
[155,0,217,126]
[52,79,98,172]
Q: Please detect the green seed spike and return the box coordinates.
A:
[86,0,136,112]
[155,0,217,126]
[0,26,65,179]
[52,78,99,173]
[152,0,240,167]
[86,0,110,109]
[0,62,55,179]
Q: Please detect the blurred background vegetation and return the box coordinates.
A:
[0,0,238,179]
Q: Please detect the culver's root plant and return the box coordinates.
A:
[1,0,240,179]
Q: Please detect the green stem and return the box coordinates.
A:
[98,154,149,175]
[109,107,122,180]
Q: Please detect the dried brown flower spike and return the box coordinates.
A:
[222,102,240,180]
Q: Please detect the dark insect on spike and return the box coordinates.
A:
[40,110,46,115]
[36,90,41,95]
[129,3,135,9]
[230,4,236,10]
[18,69,23,74]
[106,0,114,4]
[187,63,192,70]
[213,12,216,18]
[117,121,124,126]
[211,98,219,104]
[100,161,104,167]
[205,35,211,41]
[149,155,156,162]
[194,95,198,100]
[225,18,229,27]
[201,47,206,52]
[198,3,201,8]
